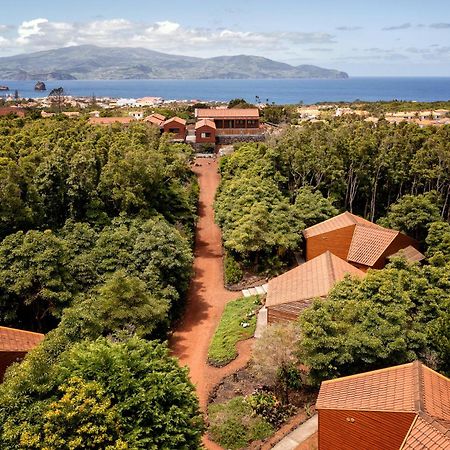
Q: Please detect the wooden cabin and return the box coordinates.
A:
[0,326,44,381]
[195,119,216,143]
[162,116,187,141]
[0,107,26,118]
[195,108,262,137]
[303,212,420,271]
[88,117,135,125]
[316,361,450,450]
[145,113,166,126]
[265,251,364,323]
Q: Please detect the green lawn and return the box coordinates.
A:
[207,295,260,367]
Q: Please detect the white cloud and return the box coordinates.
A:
[3,17,335,58]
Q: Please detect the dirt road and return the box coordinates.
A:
[170,158,252,413]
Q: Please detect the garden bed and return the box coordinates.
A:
[207,295,261,367]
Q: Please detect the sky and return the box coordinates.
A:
[0,0,450,76]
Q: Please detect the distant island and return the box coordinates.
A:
[0,45,348,81]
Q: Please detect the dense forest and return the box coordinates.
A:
[0,116,204,448]
[215,118,450,280]
[214,116,450,391]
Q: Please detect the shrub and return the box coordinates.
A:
[224,253,244,285]
[209,397,273,450]
[246,390,295,427]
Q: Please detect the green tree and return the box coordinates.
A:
[378,191,442,241]
[0,337,204,449]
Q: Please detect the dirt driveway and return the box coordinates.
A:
[170,158,253,417]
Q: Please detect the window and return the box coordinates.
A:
[169,128,180,133]
[247,119,258,128]
[235,119,245,128]
[201,132,211,138]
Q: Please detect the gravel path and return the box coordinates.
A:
[169,158,253,449]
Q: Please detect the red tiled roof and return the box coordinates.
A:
[401,415,450,450]
[195,119,216,129]
[150,113,165,121]
[317,361,450,448]
[195,108,259,119]
[162,116,186,126]
[303,212,380,238]
[389,246,426,263]
[266,251,364,308]
[89,117,134,125]
[317,361,450,418]
[145,113,166,126]
[347,224,399,266]
[0,326,44,352]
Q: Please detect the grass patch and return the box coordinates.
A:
[207,295,260,367]
[208,396,273,450]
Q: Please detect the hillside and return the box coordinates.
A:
[0,45,348,80]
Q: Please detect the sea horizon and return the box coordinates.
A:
[1,76,450,105]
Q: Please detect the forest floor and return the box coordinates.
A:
[169,158,253,449]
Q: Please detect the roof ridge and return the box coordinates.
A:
[321,362,415,385]
[414,360,425,413]
[326,251,337,284]
[399,414,418,450]
[0,326,44,337]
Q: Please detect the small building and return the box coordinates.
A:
[195,119,216,144]
[316,361,450,450]
[88,117,135,126]
[0,326,44,380]
[195,108,262,138]
[162,116,187,141]
[303,212,420,271]
[129,111,144,120]
[145,113,166,126]
[0,106,26,118]
[265,251,364,323]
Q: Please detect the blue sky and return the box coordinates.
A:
[1,0,450,76]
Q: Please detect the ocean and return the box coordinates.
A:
[1,77,450,104]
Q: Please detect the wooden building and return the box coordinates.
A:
[88,117,135,126]
[0,326,44,381]
[0,107,26,118]
[145,113,166,126]
[161,116,187,141]
[316,361,450,450]
[195,119,216,143]
[303,212,420,271]
[265,251,364,323]
[195,108,262,137]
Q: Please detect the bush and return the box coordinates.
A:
[208,296,260,367]
[209,397,273,450]
[224,253,243,285]
[246,390,295,427]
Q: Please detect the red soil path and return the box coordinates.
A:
[169,158,253,449]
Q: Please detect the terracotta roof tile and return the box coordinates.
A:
[347,224,399,266]
[195,119,216,129]
[145,113,165,125]
[0,326,44,352]
[389,246,426,263]
[162,116,186,126]
[266,251,364,308]
[401,415,450,450]
[303,212,380,238]
[422,366,450,423]
[316,362,417,412]
[89,117,134,125]
[195,108,259,119]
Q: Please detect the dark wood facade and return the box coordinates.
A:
[318,409,415,450]
[162,118,186,140]
[0,351,27,381]
[195,122,216,143]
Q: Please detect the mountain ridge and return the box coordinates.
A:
[0,45,349,80]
